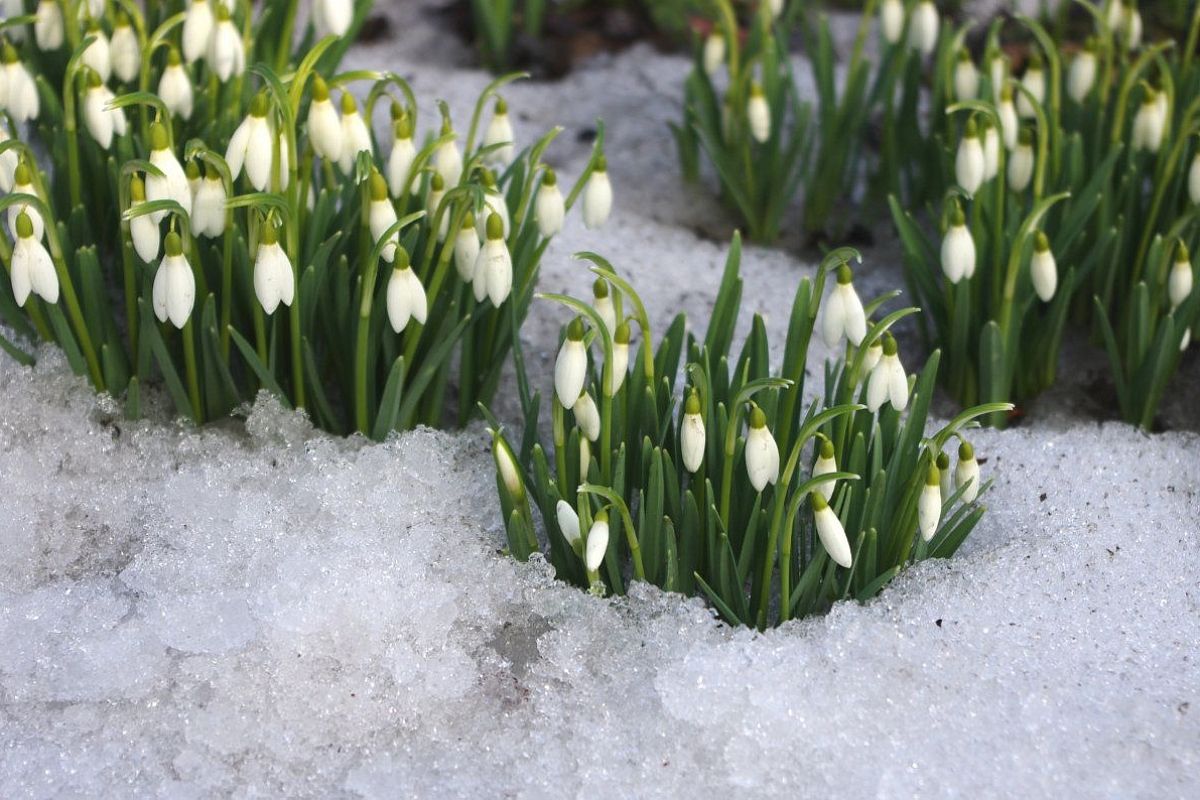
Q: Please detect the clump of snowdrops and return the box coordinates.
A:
[488,236,1008,629]
[0,0,615,438]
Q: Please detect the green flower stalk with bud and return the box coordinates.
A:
[486,237,1006,629]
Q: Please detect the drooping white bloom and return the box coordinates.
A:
[880,0,904,45]
[81,24,111,83]
[471,213,512,306]
[0,122,16,191]
[1017,56,1045,118]
[937,452,953,500]
[955,441,981,504]
[681,391,705,473]
[475,183,510,240]
[8,164,44,241]
[955,119,985,196]
[493,435,524,502]
[83,73,126,149]
[584,513,609,573]
[908,1,939,57]
[1170,243,1193,310]
[582,157,612,229]
[158,50,194,120]
[918,462,942,541]
[434,120,463,187]
[954,50,979,101]
[483,96,515,168]
[607,323,630,396]
[313,0,353,37]
[1123,5,1142,50]
[1069,46,1097,103]
[253,225,295,315]
[146,123,192,221]
[192,172,226,238]
[592,278,616,338]
[1030,232,1057,302]
[0,47,40,122]
[366,173,400,263]
[998,86,1018,150]
[128,175,161,262]
[225,96,274,191]
[337,92,372,175]
[1106,0,1125,31]
[573,391,601,442]
[387,115,416,197]
[556,500,581,550]
[1190,153,1200,205]
[982,122,1000,181]
[182,0,214,64]
[453,212,480,282]
[813,438,838,501]
[941,207,975,284]
[1131,90,1165,153]
[703,31,725,76]
[306,77,342,163]
[34,1,64,51]
[821,263,868,348]
[385,249,428,333]
[9,211,58,306]
[862,339,882,373]
[866,334,908,412]
[554,318,587,410]
[988,50,1008,99]
[1008,130,1034,192]
[747,83,770,143]
[428,173,449,241]
[207,6,245,82]
[152,232,196,329]
[111,19,140,83]
[812,492,852,568]
[535,169,565,238]
[745,407,779,492]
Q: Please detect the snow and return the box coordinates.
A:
[2,3,1199,797]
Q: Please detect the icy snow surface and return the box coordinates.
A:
[2,3,1199,797]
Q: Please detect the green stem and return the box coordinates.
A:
[182,320,202,421]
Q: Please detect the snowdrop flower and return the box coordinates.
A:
[936,452,953,500]
[535,169,565,238]
[226,94,274,191]
[9,211,57,306]
[483,96,515,168]
[453,212,480,282]
[813,437,838,501]
[554,318,587,410]
[745,406,779,493]
[306,76,342,163]
[82,70,126,149]
[1008,128,1034,192]
[81,22,111,82]
[313,0,353,37]
[34,1,64,51]
[475,172,510,239]
[1030,232,1057,302]
[111,15,140,83]
[1123,3,1142,50]
[998,85,1018,150]
[681,391,705,473]
[208,4,245,82]
[880,0,903,45]
[385,247,428,333]
[253,223,295,315]
[1,44,40,122]
[1131,89,1165,154]
[747,82,770,143]
[338,92,372,174]
[956,118,985,196]
[607,322,630,396]
[493,434,525,503]
[128,175,160,262]
[862,338,882,373]
[918,462,942,541]
[941,204,975,284]
[368,171,399,262]
[909,1,939,57]
[582,156,612,230]
[152,231,195,328]
[428,173,449,241]
[1190,153,1200,205]
[767,0,785,20]
[1069,42,1097,104]
[954,49,979,101]
[434,118,463,187]
[1017,55,1045,118]
[386,114,416,197]
[592,278,616,338]
[0,121,19,191]
[981,119,1000,181]
[8,163,43,241]
[986,48,1008,99]
[556,500,581,551]
[192,169,226,238]
[584,512,609,574]
[811,491,852,568]
[146,122,191,221]
[1170,242,1193,309]
[821,263,868,348]
[573,391,600,442]
[866,333,908,412]
[1106,0,1125,31]
[182,0,214,64]
[955,441,981,504]
[158,49,194,119]
[703,30,725,76]
[472,213,512,306]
